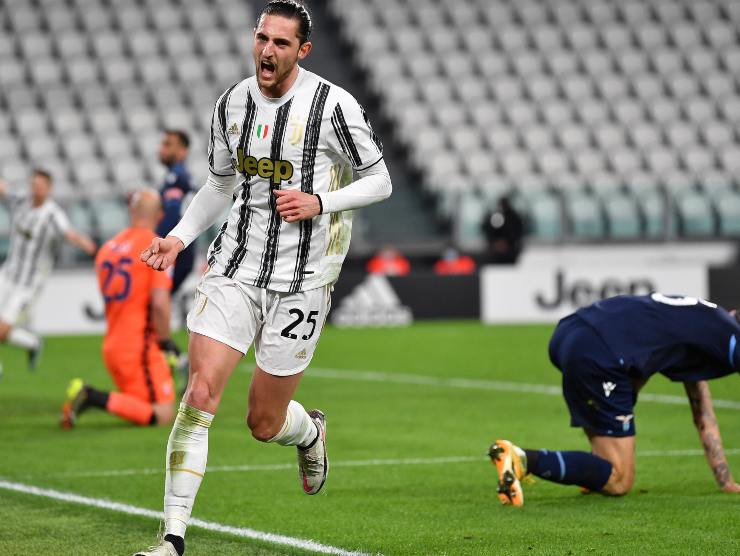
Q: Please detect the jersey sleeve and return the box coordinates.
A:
[208,83,239,177]
[327,92,383,171]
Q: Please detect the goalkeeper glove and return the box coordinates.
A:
[158,338,182,369]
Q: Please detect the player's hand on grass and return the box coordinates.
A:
[141,236,184,271]
[274,189,321,222]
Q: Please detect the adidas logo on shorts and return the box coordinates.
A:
[295,349,307,360]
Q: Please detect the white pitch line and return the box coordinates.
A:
[54,455,482,479]
[0,479,374,556]
[308,367,740,410]
[639,448,740,457]
[48,450,740,480]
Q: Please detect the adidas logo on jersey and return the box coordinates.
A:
[227,122,240,135]
[331,275,413,328]
[295,349,307,360]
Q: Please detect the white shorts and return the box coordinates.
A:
[186,272,332,376]
[0,275,33,326]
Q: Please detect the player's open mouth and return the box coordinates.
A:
[260,60,276,79]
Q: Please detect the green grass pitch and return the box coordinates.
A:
[1,321,739,555]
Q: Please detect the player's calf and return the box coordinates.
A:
[247,410,285,442]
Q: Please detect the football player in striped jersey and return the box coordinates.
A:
[136,2,392,555]
[0,170,96,370]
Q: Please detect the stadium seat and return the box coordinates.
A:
[23,136,58,160]
[111,156,146,193]
[567,193,605,239]
[604,194,642,239]
[92,198,130,241]
[715,192,740,235]
[101,57,136,86]
[677,193,716,236]
[527,192,562,241]
[44,5,77,33]
[68,201,96,238]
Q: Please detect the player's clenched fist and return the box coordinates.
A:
[140,235,185,271]
[274,189,321,222]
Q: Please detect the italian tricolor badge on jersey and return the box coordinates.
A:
[256,124,269,139]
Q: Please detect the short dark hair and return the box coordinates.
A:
[165,129,190,149]
[32,168,52,184]
[258,0,313,44]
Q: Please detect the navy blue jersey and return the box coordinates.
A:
[156,161,193,238]
[157,161,195,293]
[570,294,740,382]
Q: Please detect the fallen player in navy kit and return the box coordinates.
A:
[491,293,740,506]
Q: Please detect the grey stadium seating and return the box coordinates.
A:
[0,0,254,257]
[329,0,740,243]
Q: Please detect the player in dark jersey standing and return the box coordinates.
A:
[491,293,740,506]
[157,130,195,295]
[156,130,194,378]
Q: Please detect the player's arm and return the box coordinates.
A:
[684,380,740,492]
[0,178,26,207]
[275,158,392,222]
[143,87,237,271]
[141,173,234,270]
[276,95,391,222]
[64,228,97,256]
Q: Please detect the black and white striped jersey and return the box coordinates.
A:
[206,68,383,293]
[2,194,70,288]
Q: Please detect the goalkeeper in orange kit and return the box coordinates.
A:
[61,189,179,427]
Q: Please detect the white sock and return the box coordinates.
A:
[268,400,318,447]
[164,403,213,538]
[7,328,39,350]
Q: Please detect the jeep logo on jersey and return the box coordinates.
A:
[232,149,294,185]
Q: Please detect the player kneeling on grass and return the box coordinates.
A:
[491,293,740,506]
[61,189,177,428]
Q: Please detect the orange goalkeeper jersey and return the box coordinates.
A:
[95,227,171,354]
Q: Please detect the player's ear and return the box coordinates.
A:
[298,40,312,60]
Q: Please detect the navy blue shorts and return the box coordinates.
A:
[549,314,637,437]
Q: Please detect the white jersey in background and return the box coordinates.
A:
[2,194,70,289]
[205,68,384,293]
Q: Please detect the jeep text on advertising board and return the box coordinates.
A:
[535,270,655,309]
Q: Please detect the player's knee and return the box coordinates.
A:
[183,379,218,411]
[0,322,11,341]
[603,466,634,496]
[246,411,282,442]
[604,480,633,496]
